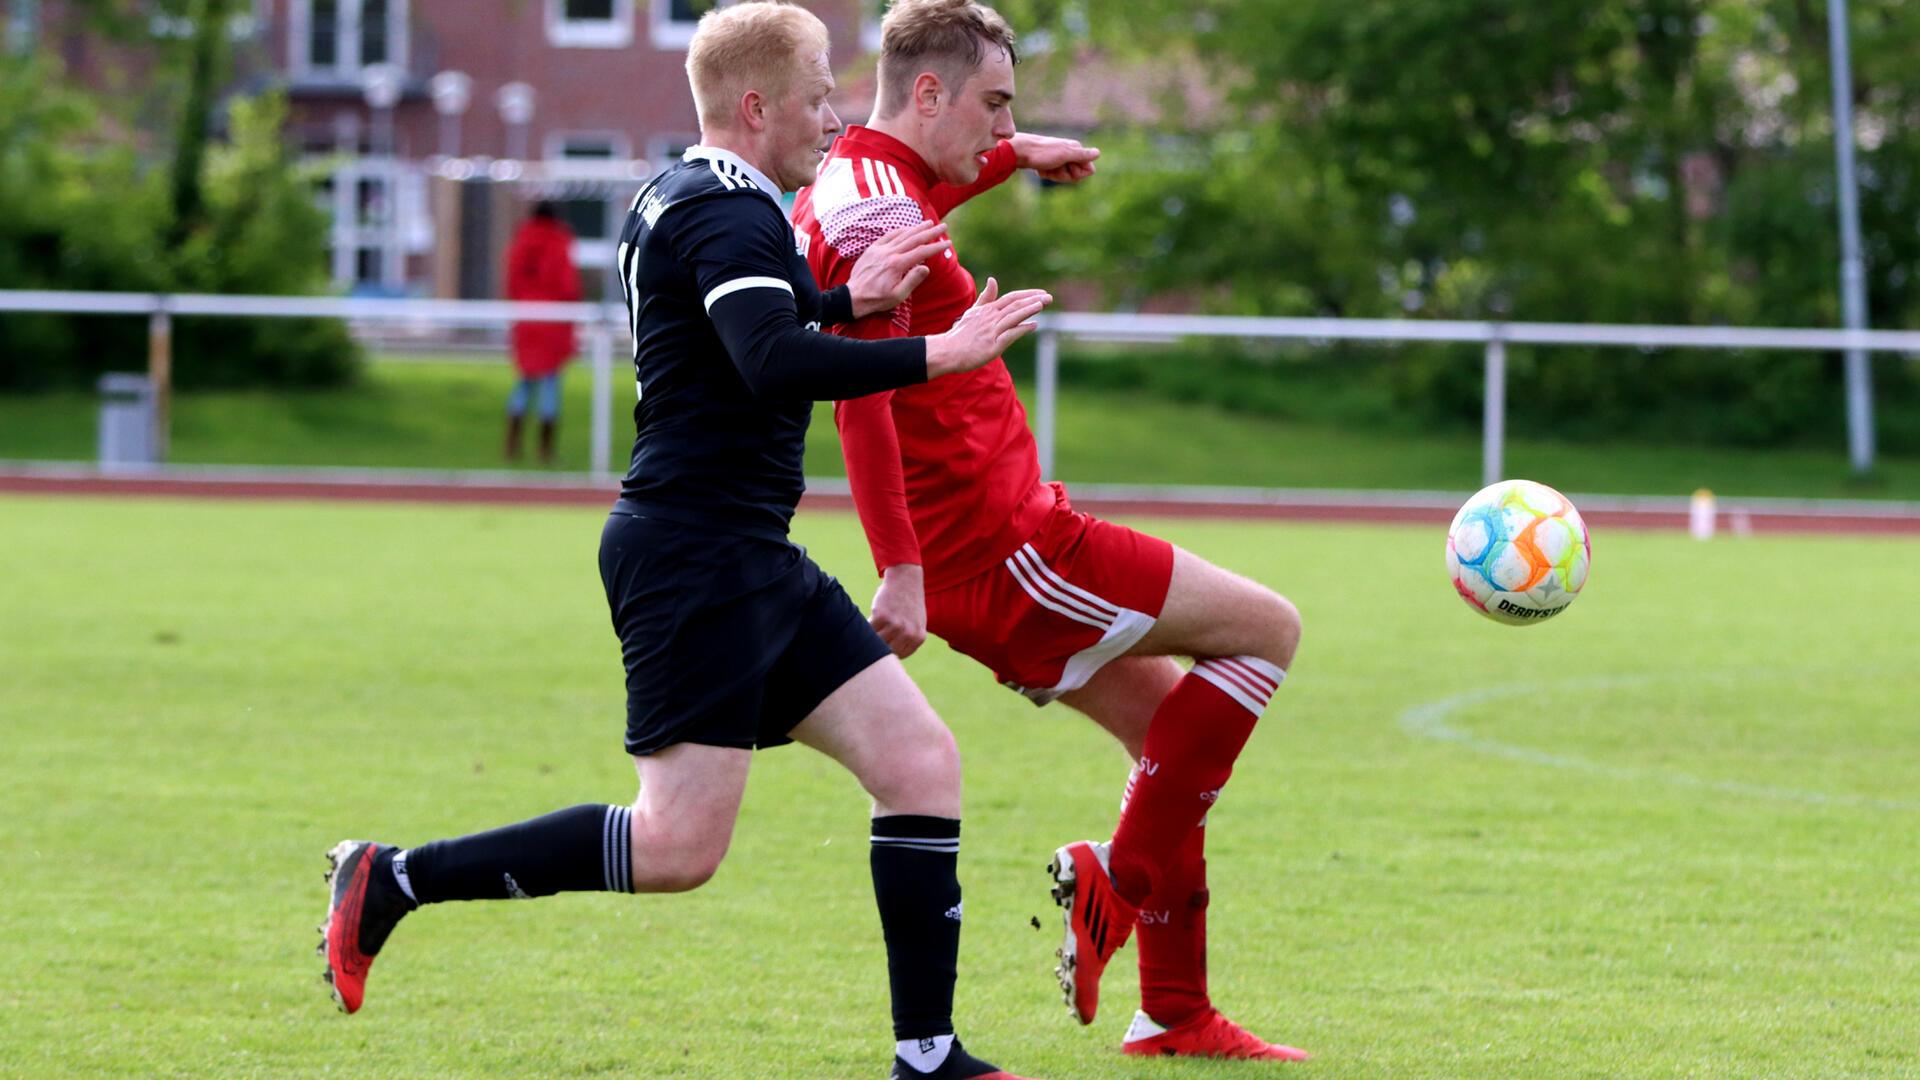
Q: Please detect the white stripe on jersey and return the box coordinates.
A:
[702,275,794,312]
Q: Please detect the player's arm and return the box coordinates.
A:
[834,310,928,656]
[928,139,1018,216]
[681,199,1047,399]
[798,219,949,328]
[813,214,932,656]
[836,386,927,658]
[928,134,1102,215]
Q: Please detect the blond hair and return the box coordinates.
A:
[875,0,1018,118]
[685,1,831,132]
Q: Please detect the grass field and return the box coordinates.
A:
[7,358,1920,501]
[3,495,1918,1078]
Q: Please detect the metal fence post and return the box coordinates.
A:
[1482,336,1506,488]
[589,322,613,479]
[1035,327,1059,480]
[148,306,172,462]
[1828,0,1876,473]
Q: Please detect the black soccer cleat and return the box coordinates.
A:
[889,1037,1036,1079]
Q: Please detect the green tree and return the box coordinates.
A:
[954,0,1920,448]
[0,9,357,390]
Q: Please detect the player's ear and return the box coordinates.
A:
[913,71,943,116]
[739,88,767,132]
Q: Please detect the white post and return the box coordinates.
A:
[589,322,613,478]
[148,308,173,462]
[1035,327,1059,480]
[1482,337,1506,487]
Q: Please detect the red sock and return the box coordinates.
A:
[1135,823,1210,1028]
[1108,655,1283,903]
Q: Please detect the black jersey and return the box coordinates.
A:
[612,146,928,540]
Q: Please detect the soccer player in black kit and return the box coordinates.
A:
[315,5,1050,1078]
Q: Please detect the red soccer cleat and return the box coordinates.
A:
[1047,840,1138,1025]
[1121,1008,1312,1061]
[317,840,410,1014]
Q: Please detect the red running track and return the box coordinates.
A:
[4,471,1920,537]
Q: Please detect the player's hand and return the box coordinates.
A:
[847,220,952,319]
[925,278,1052,379]
[1010,132,1099,184]
[870,563,928,658]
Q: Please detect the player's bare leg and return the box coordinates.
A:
[627,743,754,892]
[792,657,1032,1080]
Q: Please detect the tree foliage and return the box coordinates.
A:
[0,6,357,390]
[954,0,1920,448]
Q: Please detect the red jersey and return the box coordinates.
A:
[792,125,1056,590]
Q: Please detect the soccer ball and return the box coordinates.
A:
[1446,479,1591,625]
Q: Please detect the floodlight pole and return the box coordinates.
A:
[1828,0,1875,472]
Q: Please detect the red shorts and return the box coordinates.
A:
[926,485,1175,704]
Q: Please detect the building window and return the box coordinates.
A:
[546,0,633,48]
[546,133,627,243]
[651,0,721,50]
[546,133,636,297]
[647,134,699,168]
[291,0,408,79]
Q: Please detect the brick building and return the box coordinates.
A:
[23,1,1156,302]
[257,0,881,300]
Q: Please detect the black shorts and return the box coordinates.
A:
[598,512,892,756]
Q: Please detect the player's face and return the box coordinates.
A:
[768,53,841,192]
[929,47,1016,186]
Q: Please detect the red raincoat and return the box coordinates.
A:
[505,216,583,378]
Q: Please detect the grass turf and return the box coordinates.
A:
[1,495,1916,1077]
[6,357,1920,500]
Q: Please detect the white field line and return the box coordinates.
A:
[1399,672,1920,812]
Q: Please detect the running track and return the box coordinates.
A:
[5,466,1920,537]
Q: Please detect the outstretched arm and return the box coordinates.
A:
[682,200,1047,399]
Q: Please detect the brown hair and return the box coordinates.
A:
[875,0,1018,118]
[685,1,832,131]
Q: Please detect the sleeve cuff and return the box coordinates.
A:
[821,284,855,327]
[982,140,1019,186]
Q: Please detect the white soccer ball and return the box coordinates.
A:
[1445,479,1591,625]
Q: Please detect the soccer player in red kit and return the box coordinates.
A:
[793,0,1310,1064]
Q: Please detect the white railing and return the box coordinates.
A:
[6,289,1920,484]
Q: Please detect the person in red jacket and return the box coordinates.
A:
[505,202,583,464]
[794,0,1309,1062]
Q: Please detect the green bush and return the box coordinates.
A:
[0,62,358,391]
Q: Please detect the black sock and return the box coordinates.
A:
[870,815,963,1042]
[394,804,633,904]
